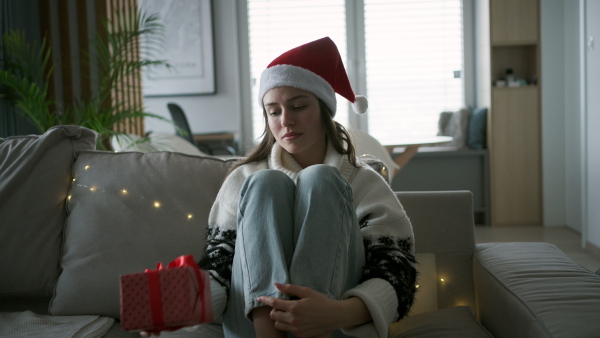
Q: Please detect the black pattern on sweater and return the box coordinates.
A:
[203,219,417,320]
[362,235,417,319]
[199,227,236,292]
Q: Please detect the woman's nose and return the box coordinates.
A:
[281,110,294,126]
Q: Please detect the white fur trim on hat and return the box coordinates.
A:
[259,64,337,117]
[352,95,368,115]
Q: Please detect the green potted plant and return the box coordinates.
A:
[0,8,170,150]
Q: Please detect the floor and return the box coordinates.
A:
[474,225,600,273]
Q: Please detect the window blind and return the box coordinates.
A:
[247,0,348,142]
[247,0,464,146]
[364,0,464,144]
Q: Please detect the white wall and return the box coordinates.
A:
[541,0,600,251]
[563,1,583,233]
[541,0,567,227]
[143,0,247,147]
[474,0,490,108]
[585,0,600,250]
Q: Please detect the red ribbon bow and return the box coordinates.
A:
[144,255,212,333]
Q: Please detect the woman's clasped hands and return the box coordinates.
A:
[257,282,368,338]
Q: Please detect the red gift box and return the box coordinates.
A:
[119,255,213,333]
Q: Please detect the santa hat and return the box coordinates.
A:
[258,37,368,117]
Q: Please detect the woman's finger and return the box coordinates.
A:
[274,283,314,299]
[273,320,294,332]
[257,295,292,312]
[270,305,292,323]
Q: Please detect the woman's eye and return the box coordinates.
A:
[268,111,280,116]
[293,105,307,110]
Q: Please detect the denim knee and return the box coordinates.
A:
[242,169,294,196]
[297,165,348,192]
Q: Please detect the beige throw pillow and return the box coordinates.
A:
[50,151,235,318]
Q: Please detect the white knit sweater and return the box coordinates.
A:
[200,142,416,337]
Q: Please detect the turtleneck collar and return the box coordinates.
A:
[268,141,346,181]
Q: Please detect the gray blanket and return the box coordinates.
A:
[0,311,114,337]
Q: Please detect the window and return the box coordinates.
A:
[247,0,348,142]
[364,0,464,144]
[247,0,465,145]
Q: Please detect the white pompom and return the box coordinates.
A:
[352,95,368,115]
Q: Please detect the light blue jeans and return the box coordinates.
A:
[223,165,365,338]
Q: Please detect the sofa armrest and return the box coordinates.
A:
[474,242,600,338]
[395,191,477,313]
[395,190,475,254]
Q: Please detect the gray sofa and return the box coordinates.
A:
[1,125,599,338]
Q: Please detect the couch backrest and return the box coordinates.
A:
[395,191,476,315]
[0,126,98,298]
[49,150,237,317]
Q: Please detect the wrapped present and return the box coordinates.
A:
[119,255,213,333]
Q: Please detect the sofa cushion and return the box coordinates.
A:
[49,151,236,318]
[466,107,487,150]
[437,107,471,149]
[390,306,492,337]
[396,191,477,311]
[474,242,600,338]
[0,126,97,298]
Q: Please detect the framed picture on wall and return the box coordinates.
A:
[139,0,215,96]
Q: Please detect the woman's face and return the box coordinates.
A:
[263,86,327,167]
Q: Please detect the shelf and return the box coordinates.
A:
[481,0,542,226]
[492,85,539,91]
[491,45,538,83]
[491,40,538,47]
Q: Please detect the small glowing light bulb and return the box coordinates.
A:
[121,189,128,194]
[84,165,90,170]
[415,284,420,289]
[90,187,96,192]
[440,278,445,282]
[72,178,76,182]
[187,214,193,219]
[67,195,72,201]
[153,201,161,208]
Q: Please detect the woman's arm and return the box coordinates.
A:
[198,167,248,319]
[337,296,372,328]
[345,166,418,335]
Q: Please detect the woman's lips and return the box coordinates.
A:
[282,132,302,141]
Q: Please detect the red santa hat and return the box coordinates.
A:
[258,37,368,117]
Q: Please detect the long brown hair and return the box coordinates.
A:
[230,99,359,173]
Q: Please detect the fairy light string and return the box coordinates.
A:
[67,161,196,222]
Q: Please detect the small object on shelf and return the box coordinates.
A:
[508,79,521,87]
[505,68,515,83]
[495,80,507,87]
[529,75,538,85]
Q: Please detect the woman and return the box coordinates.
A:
[200,37,416,338]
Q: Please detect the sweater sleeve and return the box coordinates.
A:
[198,167,247,319]
[208,277,228,324]
[343,166,417,337]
